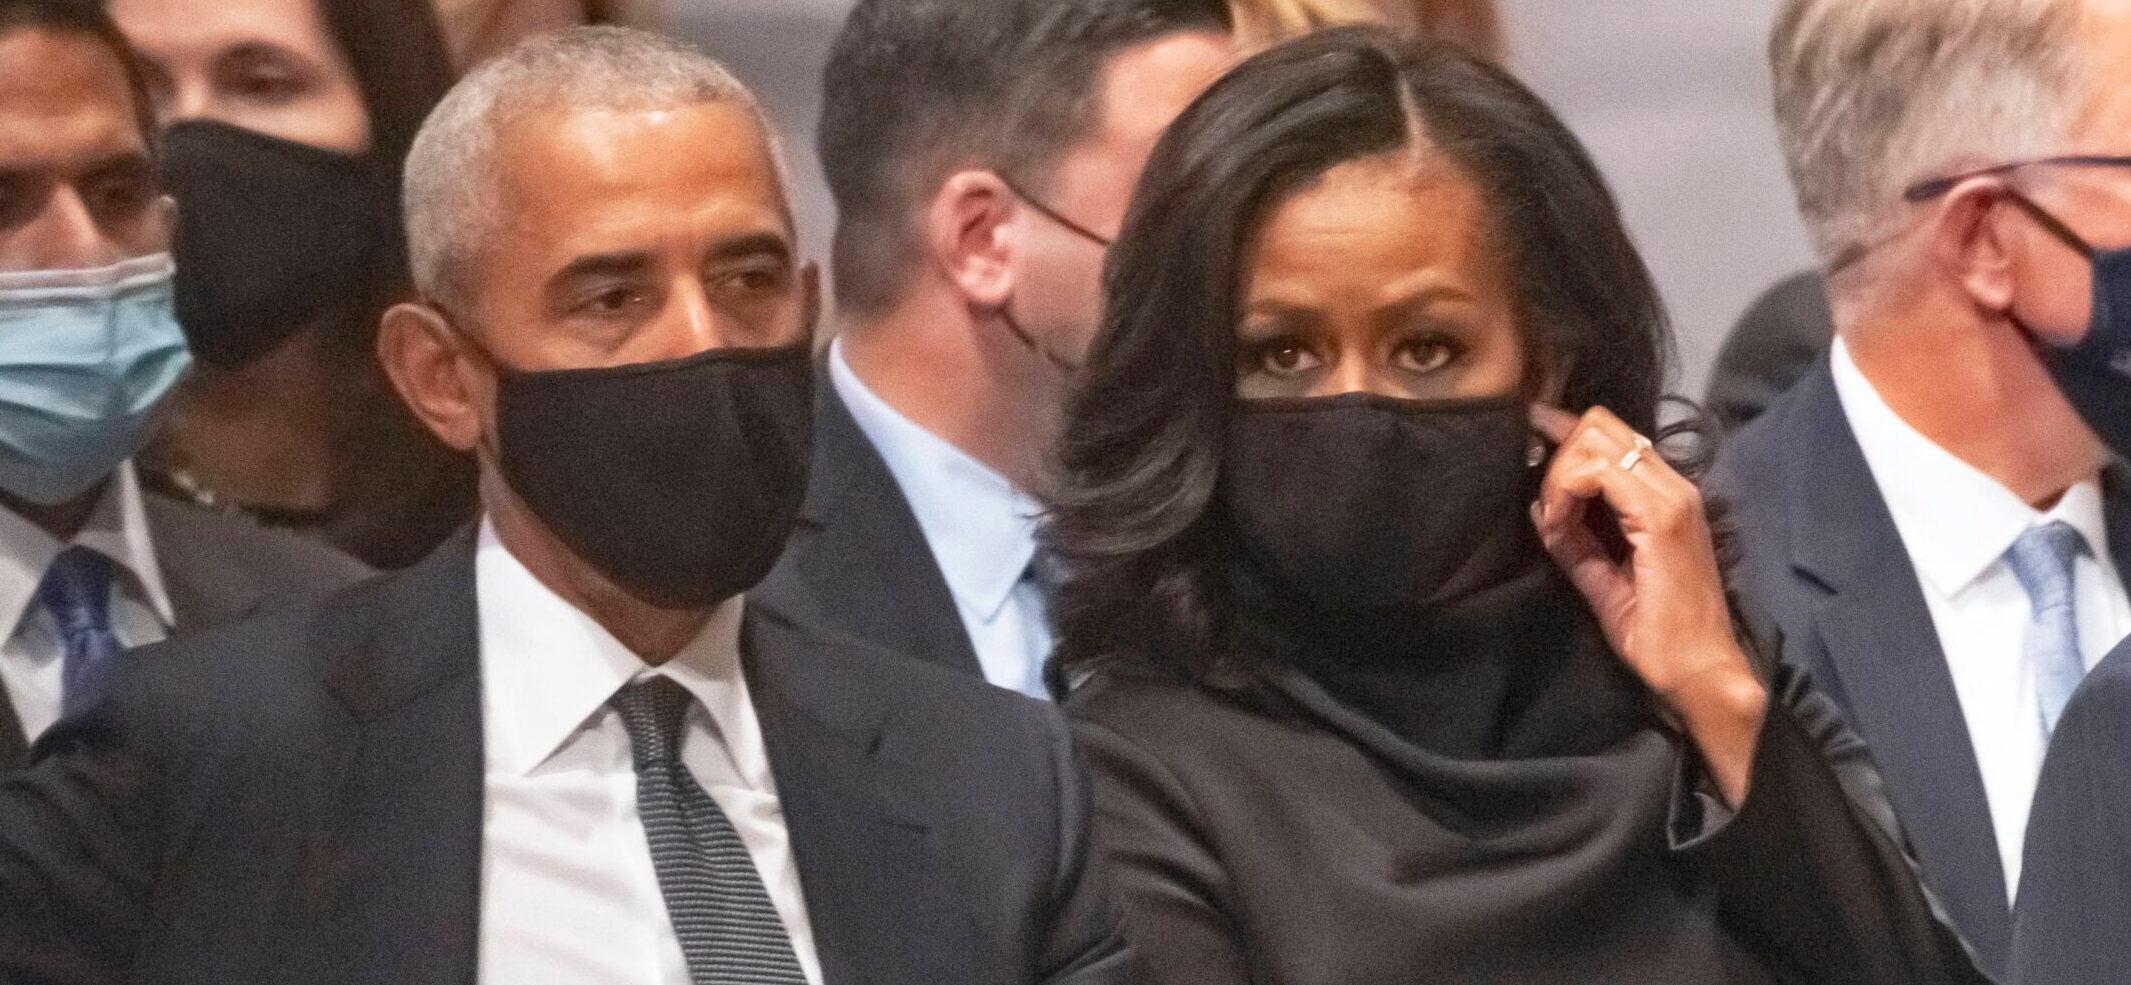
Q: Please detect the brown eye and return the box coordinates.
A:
[1246,340,1321,377]
[1393,338,1458,375]
[217,46,314,107]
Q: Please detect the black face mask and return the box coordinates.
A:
[1218,393,1537,615]
[487,342,814,609]
[160,120,401,369]
[2001,192,2131,458]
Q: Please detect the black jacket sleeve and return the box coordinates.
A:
[0,672,168,985]
[1071,717,1255,985]
[1038,708,1135,985]
[1671,663,1992,985]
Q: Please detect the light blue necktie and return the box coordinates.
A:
[37,546,122,720]
[2005,522,2090,739]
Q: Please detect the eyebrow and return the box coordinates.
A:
[548,251,654,292]
[707,231,793,265]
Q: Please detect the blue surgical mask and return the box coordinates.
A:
[0,254,192,505]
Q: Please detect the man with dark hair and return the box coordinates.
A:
[0,0,367,769]
[761,0,1232,697]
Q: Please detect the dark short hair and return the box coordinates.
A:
[817,0,1229,317]
[1044,27,1679,694]
[0,0,155,148]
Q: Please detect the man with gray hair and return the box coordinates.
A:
[1709,0,2131,974]
[0,26,1128,985]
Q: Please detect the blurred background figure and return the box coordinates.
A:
[1711,0,2131,976]
[108,0,475,568]
[1226,0,1501,55]
[428,0,663,73]
[754,0,1232,699]
[1704,269,1833,433]
[0,0,365,769]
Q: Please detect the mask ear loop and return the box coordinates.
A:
[1995,189,2102,353]
[427,302,514,465]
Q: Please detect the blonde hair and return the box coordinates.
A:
[1770,0,2088,271]
[1228,0,1502,57]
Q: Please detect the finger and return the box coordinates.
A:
[1542,449,1678,545]
[1532,498,1633,624]
[1530,403,1581,445]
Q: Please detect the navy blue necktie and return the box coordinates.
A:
[37,546,122,719]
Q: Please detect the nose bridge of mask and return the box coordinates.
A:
[0,254,190,503]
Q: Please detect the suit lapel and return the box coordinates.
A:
[277,529,485,985]
[778,371,984,677]
[0,687,23,769]
[1781,368,2011,967]
[744,603,981,985]
[2103,463,2131,597]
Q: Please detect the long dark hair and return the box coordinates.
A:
[1044,27,1677,695]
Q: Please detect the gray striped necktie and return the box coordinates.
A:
[611,677,808,985]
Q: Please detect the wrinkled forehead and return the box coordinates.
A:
[475,100,793,276]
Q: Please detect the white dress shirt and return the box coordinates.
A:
[474,521,823,985]
[828,338,1053,698]
[1832,339,2131,898]
[0,462,174,744]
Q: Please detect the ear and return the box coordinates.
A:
[377,301,489,454]
[1929,179,2021,315]
[927,170,1021,310]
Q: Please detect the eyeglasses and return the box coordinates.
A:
[1903,155,2131,202]
[1830,155,2131,274]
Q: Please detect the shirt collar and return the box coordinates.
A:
[474,518,754,779]
[0,461,174,640]
[1831,338,2107,596]
[827,338,1041,622]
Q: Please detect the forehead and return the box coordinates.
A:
[484,100,791,260]
[1252,154,1489,278]
[108,0,338,60]
[1093,30,1232,153]
[0,30,145,167]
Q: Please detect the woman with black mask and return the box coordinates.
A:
[109,0,475,568]
[1047,29,1987,985]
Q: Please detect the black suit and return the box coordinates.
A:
[0,529,1125,985]
[1708,361,2131,976]
[0,491,370,768]
[756,372,982,677]
[2010,638,2131,985]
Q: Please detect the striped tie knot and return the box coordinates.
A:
[611,676,692,768]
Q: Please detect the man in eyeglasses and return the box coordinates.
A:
[1708,0,2131,976]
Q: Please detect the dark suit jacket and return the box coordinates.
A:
[1705,271,1836,434]
[1707,361,2131,976]
[756,373,983,677]
[2010,639,2131,985]
[0,529,1125,985]
[0,491,371,767]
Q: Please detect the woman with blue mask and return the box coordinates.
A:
[108,0,475,569]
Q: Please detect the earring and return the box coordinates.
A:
[1527,436,1548,469]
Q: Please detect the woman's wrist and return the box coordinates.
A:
[1655,656,1769,809]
